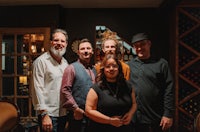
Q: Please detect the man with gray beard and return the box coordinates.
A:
[32,28,69,132]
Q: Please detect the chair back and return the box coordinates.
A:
[0,100,20,132]
[194,112,200,132]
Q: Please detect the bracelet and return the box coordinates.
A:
[41,111,48,118]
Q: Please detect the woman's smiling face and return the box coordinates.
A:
[104,58,119,82]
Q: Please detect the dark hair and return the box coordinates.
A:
[50,28,68,41]
[96,53,129,97]
[77,38,92,50]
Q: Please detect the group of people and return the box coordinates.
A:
[31,28,175,132]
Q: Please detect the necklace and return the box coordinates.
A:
[106,82,118,98]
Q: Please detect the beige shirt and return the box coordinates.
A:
[31,51,68,117]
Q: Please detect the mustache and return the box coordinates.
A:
[85,52,88,55]
[83,51,93,55]
[105,50,115,54]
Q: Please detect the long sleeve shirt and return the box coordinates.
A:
[60,60,96,110]
[128,57,174,125]
[31,51,68,117]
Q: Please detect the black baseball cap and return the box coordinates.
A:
[131,33,149,44]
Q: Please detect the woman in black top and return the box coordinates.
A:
[85,53,136,132]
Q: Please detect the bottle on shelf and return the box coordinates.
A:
[123,48,129,62]
[128,48,134,61]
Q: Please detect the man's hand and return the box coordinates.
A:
[42,115,53,132]
[160,116,173,131]
[74,107,85,120]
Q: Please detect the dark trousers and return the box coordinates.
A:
[38,115,68,132]
[66,113,88,132]
[134,123,170,132]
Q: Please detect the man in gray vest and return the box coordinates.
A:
[61,38,96,132]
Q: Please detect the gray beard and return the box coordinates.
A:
[50,46,66,58]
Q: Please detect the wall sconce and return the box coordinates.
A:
[31,45,37,53]
[41,47,45,52]
[19,76,27,85]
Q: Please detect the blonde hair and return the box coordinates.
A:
[101,30,119,49]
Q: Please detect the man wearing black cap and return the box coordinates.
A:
[128,33,174,132]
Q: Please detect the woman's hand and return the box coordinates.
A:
[121,112,133,125]
[109,116,123,127]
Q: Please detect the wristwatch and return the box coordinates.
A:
[41,111,48,118]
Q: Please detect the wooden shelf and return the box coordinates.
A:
[176,5,200,132]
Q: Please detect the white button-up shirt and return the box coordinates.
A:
[32,51,68,117]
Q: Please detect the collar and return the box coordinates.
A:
[135,56,160,63]
[78,59,93,69]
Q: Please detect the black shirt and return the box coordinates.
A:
[128,57,174,125]
[87,81,133,132]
